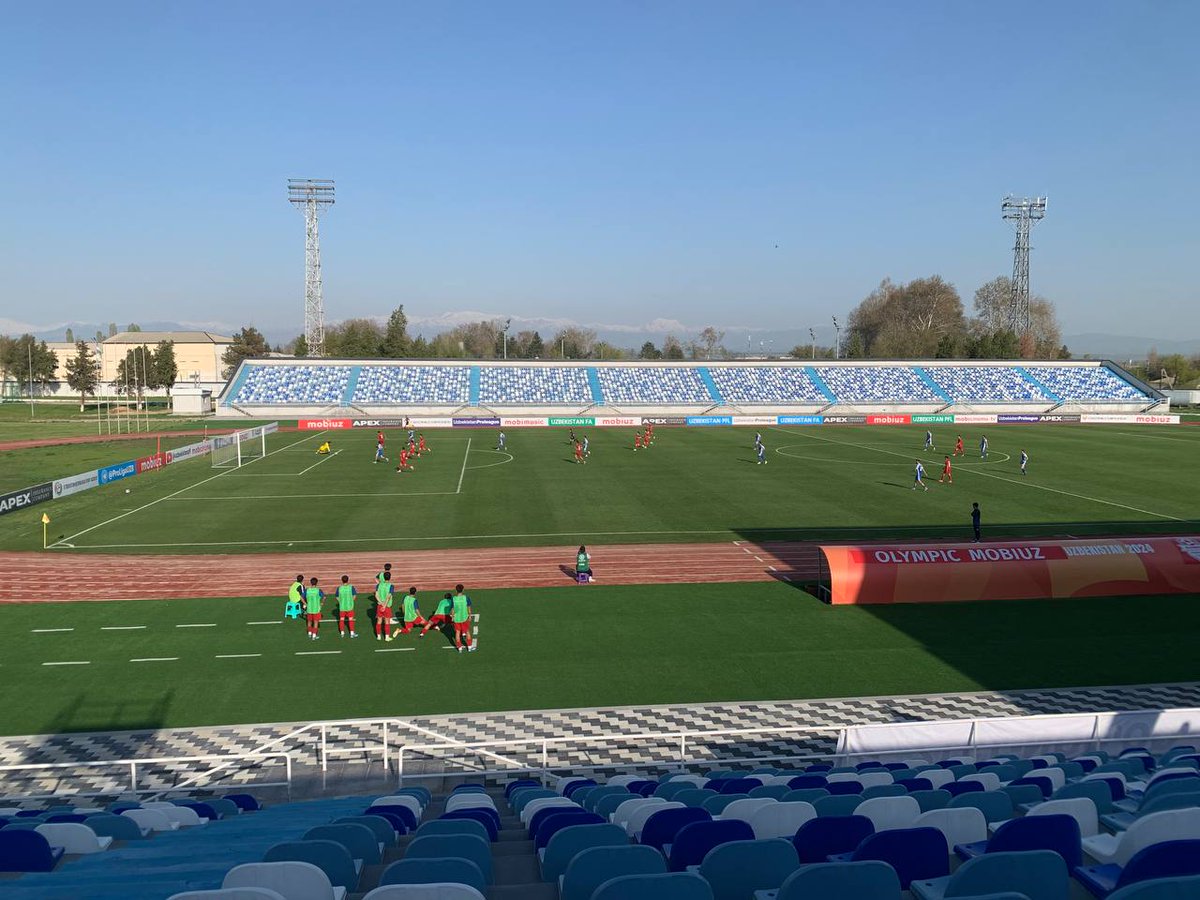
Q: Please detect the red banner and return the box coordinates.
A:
[821,536,1200,605]
[298,418,352,430]
[867,414,911,425]
[135,453,167,474]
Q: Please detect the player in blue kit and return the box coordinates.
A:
[924,430,934,452]
[979,435,989,459]
[913,459,928,491]
[756,443,767,465]
[1020,449,1029,476]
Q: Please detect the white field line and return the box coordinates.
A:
[295,650,341,656]
[42,660,89,666]
[32,628,74,633]
[216,653,262,659]
[297,448,342,475]
[176,623,217,628]
[49,431,323,548]
[101,625,146,631]
[769,425,1184,522]
[130,657,178,663]
[375,647,415,652]
[456,436,473,494]
[247,621,282,626]
[465,449,514,471]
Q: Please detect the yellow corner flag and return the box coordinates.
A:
[42,513,50,549]
[41,513,50,524]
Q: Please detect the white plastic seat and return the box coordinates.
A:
[362,884,486,899]
[444,795,496,814]
[606,775,640,788]
[34,822,113,854]
[913,807,987,849]
[375,795,424,817]
[612,797,662,829]
[626,800,683,838]
[1081,807,1200,865]
[857,771,894,788]
[224,861,347,900]
[959,773,1001,792]
[521,797,577,826]
[1037,768,1067,792]
[122,808,178,832]
[143,803,205,827]
[169,889,287,900]
[555,777,588,795]
[856,796,920,832]
[717,797,776,824]
[922,769,955,790]
[1027,797,1099,837]
[747,801,817,839]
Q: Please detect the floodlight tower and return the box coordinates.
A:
[1001,195,1047,334]
[288,179,335,358]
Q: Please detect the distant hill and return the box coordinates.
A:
[1062,333,1200,361]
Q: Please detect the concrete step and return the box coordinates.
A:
[493,854,541,886]
[492,839,534,857]
[489,884,557,900]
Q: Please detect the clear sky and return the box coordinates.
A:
[2,0,1197,343]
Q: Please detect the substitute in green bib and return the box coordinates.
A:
[304,577,324,641]
[575,546,593,583]
[400,587,429,634]
[375,572,395,642]
[285,574,304,620]
[336,575,358,638]
[420,592,453,637]
[451,584,476,653]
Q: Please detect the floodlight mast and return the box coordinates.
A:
[288,179,335,358]
[1001,195,1047,335]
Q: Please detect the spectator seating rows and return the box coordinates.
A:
[594,367,712,404]
[1026,366,1151,403]
[354,366,470,404]
[812,365,944,404]
[924,366,1052,403]
[478,366,592,404]
[705,367,828,405]
[232,365,352,405]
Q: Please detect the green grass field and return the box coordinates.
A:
[1,582,1198,736]
[1,422,1196,553]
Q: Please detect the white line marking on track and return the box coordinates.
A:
[50,431,324,549]
[32,628,74,633]
[753,555,764,562]
[215,653,262,659]
[456,436,473,494]
[768,565,778,571]
[130,657,178,662]
[295,650,341,656]
[769,425,1184,521]
[43,660,89,666]
[176,623,216,628]
[101,625,146,630]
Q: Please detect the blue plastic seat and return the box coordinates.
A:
[783,789,830,805]
[304,822,381,866]
[534,810,603,850]
[827,781,864,796]
[678,789,720,808]
[44,813,90,824]
[642,806,712,851]
[82,813,147,841]
[955,814,1081,869]
[946,782,985,798]
[750,785,792,801]
[628,780,658,796]
[910,848,1068,900]
[720,779,760,795]
[415,817,490,843]
[442,807,499,840]
[703,794,750,816]
[912,790,953,812]
[656,781,697,801]
[1005,784,1051,810]
[1074,839,1200,898]
[1104,791,1200,832]
[405,833,493,884]
[898,778,934,792]
[505,778,541,799]
[793,814,874,864]
[777,859,901,899]
[366,809,408,836]
[667,818,753,871]
[862,784,907,800]
[593,871,714,900]
[225,793,262,811]
[839,826,949,889]
[698,837,799,900]
[815,795,862,818]
[336,815,397,847]
[563,779,597,799]
[560,844,667,900]
[512,788,555,815]
[1108,874,1200,899]
[378,857,487,894]
[788,775,829,790]
[949,791,1014,823]
[365,803,416,832]
[585,785,632,812]
[527,804,580,839]
[1010,776,1054,799]
[540,822,627,882]
[597,792,636,819]
[0,829,63,872]
[263,839,358,892]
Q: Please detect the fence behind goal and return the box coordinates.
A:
[211,422,279,468]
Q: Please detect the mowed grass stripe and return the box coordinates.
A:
[0,583,1197,736]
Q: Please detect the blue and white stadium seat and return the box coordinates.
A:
[354,365,470,405]
[707,367,828,405]
[924,366,1052,403]
[479,367,592,405]
[1025,366,1148,403]
[595,367,711,404]
[233,365,351,405]
[814,366,943,404]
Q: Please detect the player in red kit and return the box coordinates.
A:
[633,432,642,452]
[574,441,585,464]
[418,434,428,454]
[395,448,414,473]
[939,455,953,484]
[646,423,654,445]
[954,435,964,457]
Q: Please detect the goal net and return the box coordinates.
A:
[211,422,279,468]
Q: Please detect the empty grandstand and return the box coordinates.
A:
[218,358,1164,417]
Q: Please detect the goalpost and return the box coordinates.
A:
[211,422,279,468]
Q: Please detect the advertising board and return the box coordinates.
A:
[98,461,138,486]
[53,470,100,499]
[0,482,54,517]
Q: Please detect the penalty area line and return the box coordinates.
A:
[456,436,473,494]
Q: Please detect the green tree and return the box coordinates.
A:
[290,334,308,357]
[94,330,104,342]
[108,323,118,337]
[409,335,430,357]
[325,318,385,357]
[663,335,685,360]
[845,332,864,358]
[527,331,544,359]
[221,326,270,378]
[127,323,142,333]
[150,340,178,394]
[65,327,74,343]
[115,347,150,407]
[550,327,597,359]
[847,276,966,358]
[696,326,726,359]
[64,340,100,411]
[380,305,411,358]
[639,341,662,360]
[2,334,57,394]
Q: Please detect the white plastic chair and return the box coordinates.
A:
[747,801,817,839]
[224,861,346,900]
[362,886,485,900]
[606,775,640,788]
[613,797,662,829]
[1037,768,1067,792]
[717,797,776,825]
[913,807,988,849]
[445,795,495,814]
[520,797,577,826]
[626,801,684,838]
[1082,807,1200,866]
[826,773,864,785]
[555,777,587,795]
[1027,797,1099,837]
[122,808,178,832]
[856,796,920,832]
[959,772,1002,792]
[374,796,423,820]
[857,771,894,788]
[34,823,113,854]
[922,769,956,790]
[169,889,286,900]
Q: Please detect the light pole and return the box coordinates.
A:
[809,328,816,360]
[502,318,512,360]
[832,316,841,360]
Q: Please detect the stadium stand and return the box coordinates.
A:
[221,359,1159,411]
[3,741,1200,899]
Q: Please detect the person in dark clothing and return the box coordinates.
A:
[971,502,982,543]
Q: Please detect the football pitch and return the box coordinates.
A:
[0,423,1197,553]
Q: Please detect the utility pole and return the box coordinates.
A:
[809,328,816,360]
[832,316,841,360]
[288,179,335,358]
[1001,195,1048,334]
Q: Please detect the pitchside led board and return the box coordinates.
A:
[819,537,1200,605]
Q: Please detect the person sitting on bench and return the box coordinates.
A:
[575,545,593,582]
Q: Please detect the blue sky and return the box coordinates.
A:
[2,0,1197,344]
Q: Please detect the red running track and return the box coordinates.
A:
[0,542,823,602]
